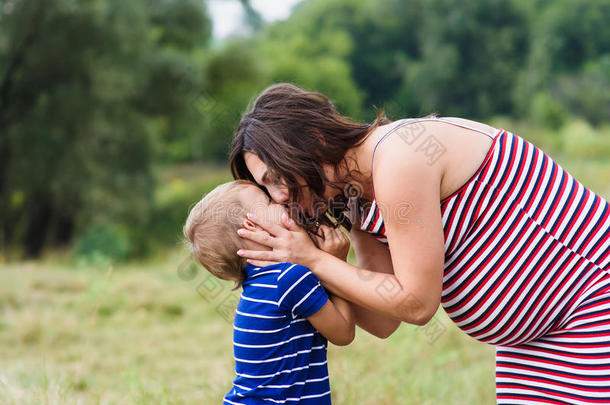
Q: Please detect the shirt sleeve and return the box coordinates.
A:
[276,263,329,318]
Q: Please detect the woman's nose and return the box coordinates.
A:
[269,187,289,205]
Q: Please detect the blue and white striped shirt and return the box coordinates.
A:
[223,262,331,404]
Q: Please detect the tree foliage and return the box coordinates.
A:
[1,0,608,259]
[0,0,211,257]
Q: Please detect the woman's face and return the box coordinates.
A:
[243,152,339,218]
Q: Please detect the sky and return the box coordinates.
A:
[208,0,303,39]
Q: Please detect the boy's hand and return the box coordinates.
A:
[312,225,350,261]
[345,196,362,231]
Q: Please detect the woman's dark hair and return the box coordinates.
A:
[229,82,391,233]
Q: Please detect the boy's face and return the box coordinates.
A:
[237,185,289,250]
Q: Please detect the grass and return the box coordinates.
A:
[0,253,496,404]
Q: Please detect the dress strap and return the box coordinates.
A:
[370,118,414,183]
[434,117,499,139]
[370,116,500,187]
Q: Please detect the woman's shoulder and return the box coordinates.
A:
[376,115,497,138]
[370,117,449,173]
[371,115,499,205]
[372,115,498,166]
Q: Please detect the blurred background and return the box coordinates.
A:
[0,0,608,403]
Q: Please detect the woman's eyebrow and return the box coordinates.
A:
[261,170,268,184]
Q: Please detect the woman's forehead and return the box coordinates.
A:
[243,152,267,181]
[243,151,264,168]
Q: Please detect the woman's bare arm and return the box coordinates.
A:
[349,228,401,338]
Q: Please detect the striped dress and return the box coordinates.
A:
[360,117,610,404]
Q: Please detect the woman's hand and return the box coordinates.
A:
[236,212,325,268]
[312,225,350,262]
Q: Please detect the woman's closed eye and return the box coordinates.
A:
[271,173,282,185]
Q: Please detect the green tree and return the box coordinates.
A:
[261,0,529,120]
[196,40,267,161]
[391,0,530,118]
[259,0,366,119]
[517,0,610,123]
[0,0,211,257]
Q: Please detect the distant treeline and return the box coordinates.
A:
[0,0,608,259]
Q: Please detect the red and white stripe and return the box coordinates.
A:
[361,126,610,402]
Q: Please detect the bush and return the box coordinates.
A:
[559,119,610,159]
[145,166,233,252]
[74,224,132,268]
[531,92,568,130]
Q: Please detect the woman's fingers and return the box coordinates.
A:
[236,228,276,248]
[236,212,322,269]
[247,259,281,267]
[236,248,281,262]
[246,212,289,237]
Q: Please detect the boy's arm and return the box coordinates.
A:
[307,293,355,346]
[312,223,400,339]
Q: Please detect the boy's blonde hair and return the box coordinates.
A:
[183,180,255,290]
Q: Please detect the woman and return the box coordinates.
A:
[230,83,610,403]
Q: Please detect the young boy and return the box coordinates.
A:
[183,179,355,404]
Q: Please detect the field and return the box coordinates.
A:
[1,123,609,404]
[0,256,496,405]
